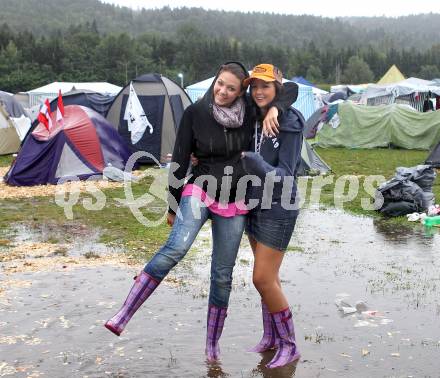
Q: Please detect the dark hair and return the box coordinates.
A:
[274,81,283,97]
[252,81,284,119]
[218,63,248,90]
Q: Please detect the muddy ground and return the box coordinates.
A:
[1,208,439,378]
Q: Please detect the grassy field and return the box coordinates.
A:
[0,147,438,254]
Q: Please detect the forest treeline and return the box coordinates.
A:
[2,0,440,50]
[0,0,440,92]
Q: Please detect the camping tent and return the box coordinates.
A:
[106,74,192,163]
[291,76,314,87]
[24,89,116,142]
[299,139,331,175]
[362,77,440,111]
[0,91,31,154]
[377,65,406,85]
[5,105,133,186]
[48,89,116,117]
[186,77,318,120]
[316,102,440,150]
[22,82,122,107]
[425,142,440,167]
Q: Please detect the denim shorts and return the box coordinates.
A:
[245,212,298,252]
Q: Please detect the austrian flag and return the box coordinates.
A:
[37,98,53,131]
[56,89,65,125]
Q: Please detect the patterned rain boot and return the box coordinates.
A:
[205,304,227,362]
[248,301,279,352]
[266,308,300,369]
[104,271,160,336]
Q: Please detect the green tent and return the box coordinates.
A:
[316,102,440,150]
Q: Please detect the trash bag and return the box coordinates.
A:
[379,201,418,217]
[375,165,436,216]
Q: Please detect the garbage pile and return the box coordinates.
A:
[375,165,436,217]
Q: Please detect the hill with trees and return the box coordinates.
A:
[0,0,439,92]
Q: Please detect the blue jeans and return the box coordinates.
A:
[144,195,246,308]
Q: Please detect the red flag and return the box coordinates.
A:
[56,89,65,125]
[37,99,53,131]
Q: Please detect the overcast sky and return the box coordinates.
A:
[100,0,440,18]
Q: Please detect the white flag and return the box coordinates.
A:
[123,82,153,144]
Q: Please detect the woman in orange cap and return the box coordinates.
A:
[241,63,303,368]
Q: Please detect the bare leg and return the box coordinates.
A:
[247,236,280,352]
[252,242,288,312]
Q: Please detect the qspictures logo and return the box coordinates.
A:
[54,152,386,227]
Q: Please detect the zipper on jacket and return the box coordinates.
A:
[223,126,230,156]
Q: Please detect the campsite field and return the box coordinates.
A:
[1,148,439,377]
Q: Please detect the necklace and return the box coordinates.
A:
[254,121,265,154]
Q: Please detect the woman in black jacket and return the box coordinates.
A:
[105,62,297,362]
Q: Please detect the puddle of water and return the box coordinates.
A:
[0,208,439,377]
[5,222,116,258]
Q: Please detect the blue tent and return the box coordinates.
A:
[291,76,314,87]
[6,105,133,186]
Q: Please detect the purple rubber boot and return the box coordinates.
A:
[248,301,279,352]
[266,308,300,369]
[104,271,160,336]
[205,304,227,362]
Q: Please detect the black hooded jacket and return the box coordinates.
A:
[167,62,298,214]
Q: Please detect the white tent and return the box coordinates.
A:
[361,77,440,110]
[362,78,440,100]
[23,82,122,106]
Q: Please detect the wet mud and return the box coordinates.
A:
[1,209,439,377]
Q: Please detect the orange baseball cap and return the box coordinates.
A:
[243,64,283,86]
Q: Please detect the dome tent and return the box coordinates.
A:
[106,74,192,163]
[0,90,31,154]
[5,105,133,186]
[23,89,117,144]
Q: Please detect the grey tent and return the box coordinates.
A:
[298,140,331,176]
[106,74,192,163]
[0,91,31,154]
[425,142,440,168]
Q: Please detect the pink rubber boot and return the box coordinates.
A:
[104,271,160,336]
[266,308,300,369]
[248,301,279,352]
[205,304,227,362]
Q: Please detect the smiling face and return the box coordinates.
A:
[213,71,243,107]
[250,79,277,112]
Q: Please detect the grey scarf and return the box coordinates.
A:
[212,97,245,128]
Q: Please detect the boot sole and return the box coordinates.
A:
[104,322,121,336]
[266,352,301,369]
